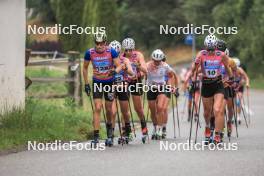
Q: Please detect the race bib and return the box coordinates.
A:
[94,60,111,73]
[205,69,218,78]
[114,74,124,83]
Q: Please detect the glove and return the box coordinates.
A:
[226,77,234,86]
[172,87,180,98]
[84,84,91,96]
[174,88,180,98]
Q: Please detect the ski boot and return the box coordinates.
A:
[209,117,215,143]
[105,123,114,147]
[90,130,99,148]
[123,123,133,144]
[204,127,211,145]
[161,126,167,139]
[151,128,157,140]
[117,136,125,145]
[91,137,99,148]
[141,127,148,144]
[213,133,223,146]
[124,131,132,144]
[227,121,232,138]
[156,128,162,140]
[105,138,113,147]
[220,131,224,143]
[194,114,199,122]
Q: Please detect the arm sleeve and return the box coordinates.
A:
[84,50,91,61]
[111,48,119,59]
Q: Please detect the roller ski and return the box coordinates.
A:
[156,128,162,140]
[161,126,167,139]
[141,127,148,144]
[117,136,126,145]
[105,123,114,147]
[91,131,99,148]
[227,121,232,138]
[105,138,113,147]
[151,127,157,140]
[213,133,223,146]
[194,114,199,122]
[220,130,224,143]
[209,117,215,143]
[118,123,133,145]
[91,139,99,148]
[204,127,211,145]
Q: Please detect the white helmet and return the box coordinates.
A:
[233,58,241,67]
[94,32,107,42]
[151,49,165,61]
[109,40,121,53]
[225,48,229,56]
[204,34,218,49]
[122,38,135,50]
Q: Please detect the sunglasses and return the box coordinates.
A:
[125,49,133,53]
[95,42,106,46]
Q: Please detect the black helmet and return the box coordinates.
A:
[216,39,226,52]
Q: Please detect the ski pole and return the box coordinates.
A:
[171,94,176,139]
[246,87,250,124]
[231,91,239,138]
[224,107,231,142]
[175,92,181,137]
[181,92,188,120]
[115,94,124,145]
[127,93,137,138]
[194,92,202,144]
[188,69,198,146]
[239,96,249,128]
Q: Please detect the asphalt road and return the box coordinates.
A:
[0,90,264,176]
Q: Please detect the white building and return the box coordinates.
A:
[0,0,26,112]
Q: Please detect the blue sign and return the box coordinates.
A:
[184,34,193,45]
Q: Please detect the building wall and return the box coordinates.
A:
[0,0,26,112]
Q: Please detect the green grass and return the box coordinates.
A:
[251,76,264,90]
[26,67,66,78]
[0,66,97,151]
[0,98,94,151]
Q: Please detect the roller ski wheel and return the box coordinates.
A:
[105,138,113,147]
[161,131,166,139]
[151,134,156,140]
[213,135,223,146]
[209,135,214,144]
[118,137,125,145]
[124,137,129,144]
[124,133,133,144]
[142,134,148,144]
[238,119,241,125]
[227,122,232,138]
[220,132,224,143]
[141,127,148,144]
[161,127,167,139]
[194,114,198,122]
[90,139,99,148]
[156,130,162,140]
[204,127,211,145]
